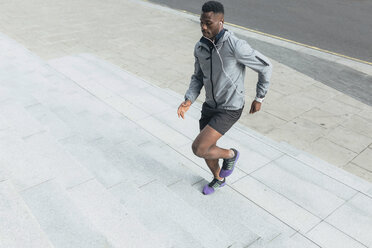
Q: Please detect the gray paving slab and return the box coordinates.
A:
[352,147,372,172]
[104,95,150,121]
[70,78,115,100]
[223,127,284,161]
[64,109,137,144]
[0,180,53,248]
[57,135,124,188]
[250,233,320,248]
[233,121,286,149]
[33,85,111,116]
[293,153,372,194]
[49,54,178,120]
[251,155,355,219]
[232,175,321,233]
[325,193,372,247]
[118,86,174,115]
[48,54,150,92]
[0,100,45,138]
[137,115,191,147]
[139,141,206,185]
[0,86,11,103]
[25,103,73,140]
[50,107,100,141]
[278,156,357,200]
[0,130,57,191]
[51,104,136,144]
[170,180,295,245]
[0,83,39,108]
[151,109,200,140]
[138,180,232,248]
[21,179,112,248]
[290,233,321,248]
[109,181,202,248]
[101,141,189,187]
[0,112,10,132]
[22,131,94,190]
[78,53,152,89]
[48,56,106,82]
[217,135,277,175]
[306,221,367,248]
[67,179,167,248]
[88,142,154,187]
[0,160,10,182]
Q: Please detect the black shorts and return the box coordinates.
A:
[199,102,244,135]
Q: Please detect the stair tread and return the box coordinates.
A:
[0,180,53,248]
[21,179,113,248]
[67,179,167,248]
[169,180,288,246]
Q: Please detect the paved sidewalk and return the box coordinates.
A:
[0,0,371,181]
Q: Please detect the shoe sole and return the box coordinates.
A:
[203,182,226,195]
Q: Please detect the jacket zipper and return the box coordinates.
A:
[210,49,218,108]
[255,56,269,66]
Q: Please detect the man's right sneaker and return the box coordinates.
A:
[219,148,239,178]
[203,178,226,195]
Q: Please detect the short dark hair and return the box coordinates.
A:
[202,1,224,14]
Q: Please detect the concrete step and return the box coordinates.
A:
[57,135,126,189]
[91,139,194,187]
[0,99,45,139]
[20,179,113,248]
[0,99,165,247]
[67,178,167,248]
[169,180,293,246]
[0,99,94,191]
[0,180,54,248]
[1,30,372,248]
[247,233,320,248]
[47,53,372,234]
[22,131,95,189]
[109,181,202,247]
[110,180,234,247]
[0,128,58,192]
[137,180,236,247]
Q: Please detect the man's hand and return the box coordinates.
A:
[249,100,262,114]
[177,100,192,119]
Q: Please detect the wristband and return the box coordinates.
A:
[254,96,264,103]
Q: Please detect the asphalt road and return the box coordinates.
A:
[149,0,372,64]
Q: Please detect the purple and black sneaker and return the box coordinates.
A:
[203,178,226,195]
[219,148,239,178]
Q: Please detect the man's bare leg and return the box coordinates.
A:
[192,125,234,161]
[205,158,224,181]
[192,125,235,181]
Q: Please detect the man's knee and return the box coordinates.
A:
[192,141,208,158]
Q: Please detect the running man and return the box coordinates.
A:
[177,1,272,195]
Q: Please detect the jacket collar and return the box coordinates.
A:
[200,29,227,50]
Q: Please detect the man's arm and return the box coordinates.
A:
[184,53,204,103]
[178,51,204,119]
[234,39,272,102]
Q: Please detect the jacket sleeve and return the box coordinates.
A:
[184,50,204,103]
[234,39,272,98]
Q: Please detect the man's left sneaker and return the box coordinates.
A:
[203,178,226,195]
[219,148,239,178]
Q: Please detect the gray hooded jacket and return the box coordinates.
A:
[185,30,272,110]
